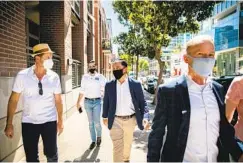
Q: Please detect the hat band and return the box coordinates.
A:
[33,48,51,54]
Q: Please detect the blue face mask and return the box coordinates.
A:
[188,55,215,77]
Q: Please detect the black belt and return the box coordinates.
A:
[85,97,101,101]
[115,114,135,119]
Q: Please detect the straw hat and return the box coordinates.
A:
[32,43,55,57]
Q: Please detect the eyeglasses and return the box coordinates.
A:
[38,81,43,95]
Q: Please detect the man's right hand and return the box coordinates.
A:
[5,124,14,139]
[103,118,108,127]
[76,103,81,110]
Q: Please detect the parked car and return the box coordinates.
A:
[144,79,156,94]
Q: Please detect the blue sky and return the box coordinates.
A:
[101,0,128,55]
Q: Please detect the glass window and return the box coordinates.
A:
[217,4,221,13]
[222,2,225,11]
[226,1,230,8]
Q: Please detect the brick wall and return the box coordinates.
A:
[94,1,100,72]
[64,1,72,76]
[0,2,26,77]
[72,1,83,62]
[39,1,66,74]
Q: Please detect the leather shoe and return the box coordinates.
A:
[97,137,101,147]
[89,142,96,150]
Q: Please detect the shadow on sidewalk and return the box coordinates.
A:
[64,147,100,162]
[133,130,150,152]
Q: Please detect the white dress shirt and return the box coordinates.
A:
[115,78,135,116]
[183,76,220,162]
[80,72,106,98]
[12,66,62,124]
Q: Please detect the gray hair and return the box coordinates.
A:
[186,35,214,54]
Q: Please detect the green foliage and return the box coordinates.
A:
[119,53,134,72]
[119,54,149,72]
[139,58,149,71]
[113,0,216,49]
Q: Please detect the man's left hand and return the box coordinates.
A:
[57,121,64,136]
[143,119,150,130]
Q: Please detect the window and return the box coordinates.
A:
[72,60,82,89]
[71,0,80,18]
[87,1,92,14]
[26,19,40,67]
[26,19,61,78]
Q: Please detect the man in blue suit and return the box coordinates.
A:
[147,35,243,162]
[103,59,149,162]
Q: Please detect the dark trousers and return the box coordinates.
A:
[22,121,58,162]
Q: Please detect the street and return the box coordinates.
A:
[19,91,155,162]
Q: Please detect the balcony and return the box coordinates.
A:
[71,0,80,19]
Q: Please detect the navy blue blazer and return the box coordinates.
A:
[102,78,149,130]
[147,75,243,162]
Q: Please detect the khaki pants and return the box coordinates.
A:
[110,116,137,162]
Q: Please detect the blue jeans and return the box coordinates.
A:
[84,98,102,142]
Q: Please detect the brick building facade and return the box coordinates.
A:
[0,1,112,161]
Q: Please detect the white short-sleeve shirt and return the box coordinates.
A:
[80,72,106,98]
[12,66,62,124]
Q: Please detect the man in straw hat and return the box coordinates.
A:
[4,43,63,162]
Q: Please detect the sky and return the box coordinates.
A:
[101,0,128,55]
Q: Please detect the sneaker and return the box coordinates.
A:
[89,142,96,150]
[97,137,101,147]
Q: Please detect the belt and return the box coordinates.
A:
[115,114,135,119]
[85,97,101,101]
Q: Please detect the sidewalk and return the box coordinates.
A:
[19,91,155,162]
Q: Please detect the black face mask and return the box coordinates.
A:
[113,69,124,80]
[89,69,96,74]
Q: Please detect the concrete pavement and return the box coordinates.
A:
[19,91,155,162]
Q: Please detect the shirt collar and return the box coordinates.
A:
[117,77,128,85]
[28,65,52,78]
[186,74,213,91]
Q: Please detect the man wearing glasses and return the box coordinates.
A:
[4,43,63,162]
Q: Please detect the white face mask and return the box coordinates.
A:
[187,55,215,77]
[43,59,54,69]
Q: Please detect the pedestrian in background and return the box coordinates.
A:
[225,77,243,149]
[76,60,106,150]
[103,59,150,162]
[4,43,63,162]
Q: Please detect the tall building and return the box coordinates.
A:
[0,1,112,161]
[213,1,243,76]
[197,1,243,76]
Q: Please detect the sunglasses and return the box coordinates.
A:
[38,81,43,95]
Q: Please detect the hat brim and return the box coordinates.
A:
[31,51,55,57]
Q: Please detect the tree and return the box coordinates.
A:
[114,29,149,79]
[119,53,149,75]
[119,53,134,72]
[113,0,217,103]
[139,58,149,74]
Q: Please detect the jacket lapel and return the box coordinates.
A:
[176,75,191,160]
[112,80,117,113]
[128,78,138,108]
[212,83,224,115]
